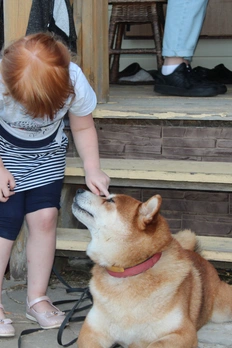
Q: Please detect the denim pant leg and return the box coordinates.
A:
[162,0,209,61]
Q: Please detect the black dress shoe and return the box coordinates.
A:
[193,64,232,84]
[154,63,226,97]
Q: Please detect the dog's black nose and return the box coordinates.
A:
[76,188,85,194]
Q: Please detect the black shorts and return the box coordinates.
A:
[0,179,63,241]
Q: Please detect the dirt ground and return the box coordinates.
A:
[216,268,232,285]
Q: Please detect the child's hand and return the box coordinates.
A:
[85,168,110,197]
[0,166,16,202]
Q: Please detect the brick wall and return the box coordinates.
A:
[108,187,232,237]
[94,123,232,162]
[61,184,232,238]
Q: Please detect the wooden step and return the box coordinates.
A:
[56,228,91,252]
[64,157,232,192]
[56,228,232,263]
[199,236,232,263]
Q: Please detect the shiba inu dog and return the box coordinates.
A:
[72,188,232,348]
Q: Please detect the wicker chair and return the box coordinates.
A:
[108,0,167,83]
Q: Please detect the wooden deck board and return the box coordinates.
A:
[64,158,232,191]
[56,228,91,252]
[66,157,232,177]
[56,228,232,262]
[94,85,232,120]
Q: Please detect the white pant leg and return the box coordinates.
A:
[162,0,209,61]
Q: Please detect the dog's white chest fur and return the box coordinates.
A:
[87,278,183,346]
[87,298,183,346]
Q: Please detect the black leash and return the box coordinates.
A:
[18,265,93,348]
[18,328,44,348]
[56,287,92,347]
[53,267,122,347]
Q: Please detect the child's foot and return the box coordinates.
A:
[0,304,15,337]
[26,296,66,329]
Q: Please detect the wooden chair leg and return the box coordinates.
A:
[157,2,166,35]
[109,20,117,68]
[109,23,125,83]
[151,4,164,69]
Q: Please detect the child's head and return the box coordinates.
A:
[1,32,75,120]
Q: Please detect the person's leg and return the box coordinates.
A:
[0,238,14,319]
[26,207,58,313]
[0,192,25,336]
[0,239,15,337]
[24,180,64,317]
[162,0,209,63]
[161,0,208,75]
[154,0,226,96]
[0,191,25,310]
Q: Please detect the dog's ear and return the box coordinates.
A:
[139,195,162,225]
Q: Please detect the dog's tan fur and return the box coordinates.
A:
[72,190,232,348]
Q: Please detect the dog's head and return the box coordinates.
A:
[72,189,172,268]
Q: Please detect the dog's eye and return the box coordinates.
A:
[106,198,115,203]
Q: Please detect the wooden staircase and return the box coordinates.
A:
[10,86,232,280]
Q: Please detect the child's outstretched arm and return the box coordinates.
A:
[69,112,110,196]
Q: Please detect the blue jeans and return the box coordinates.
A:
[162,0,209,61]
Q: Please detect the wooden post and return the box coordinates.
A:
[3,0,32,46]
[81,0,109,103]
[72,0,82,66]
[10,223,28,281]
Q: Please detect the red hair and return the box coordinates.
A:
[1,33,75,120]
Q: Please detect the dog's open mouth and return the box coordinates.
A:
[72,201,94,218]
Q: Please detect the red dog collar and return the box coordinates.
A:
[106,253,162,278]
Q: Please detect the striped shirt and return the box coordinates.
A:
[0,62,97,192]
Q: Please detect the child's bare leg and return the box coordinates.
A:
[0,238,14,318]
[26,207,58,313]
